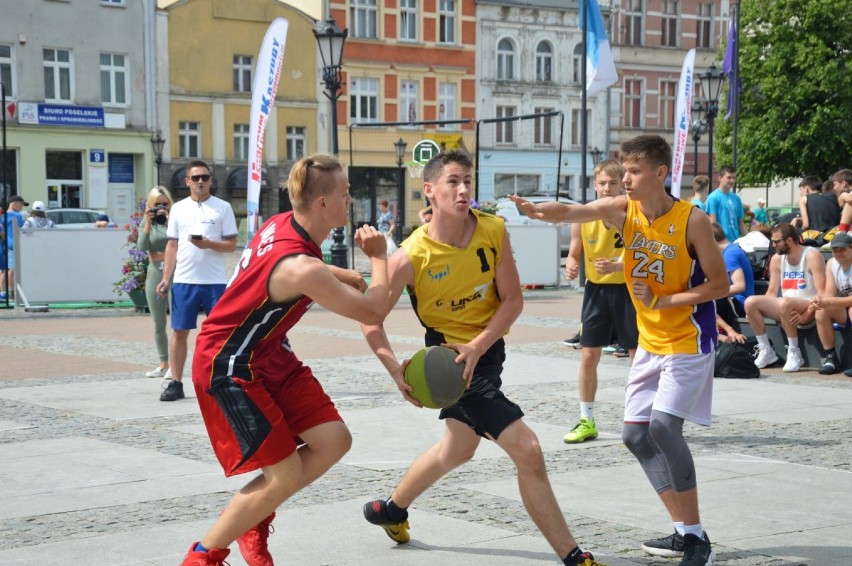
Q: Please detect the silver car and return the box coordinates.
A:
[494,195,576,256]
[45,208,114,228]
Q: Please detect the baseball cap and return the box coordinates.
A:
[757,197,766,205]
[829,232,852,248]
[96,214,110,222]
[32,201,46,212]
[9,195,28,206]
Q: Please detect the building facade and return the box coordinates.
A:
[1,0,159,226]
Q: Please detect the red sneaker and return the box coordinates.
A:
[179,542,231,565]
[236,512,276,566]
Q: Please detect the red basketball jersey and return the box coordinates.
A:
[193,212,321,389]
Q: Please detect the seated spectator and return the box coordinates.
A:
[717,316,747,344]
[797,175,839,233]
[22,201,55,229]
[713,223,755,333]
[745,223,825,371]
[831,169,852,232]
[810,232,852,374]
[95,213,115,228]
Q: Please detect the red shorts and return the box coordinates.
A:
[194,365,342,477]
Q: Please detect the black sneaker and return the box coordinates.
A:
[845,367,852,377]
[679,532,715,566]
[563,333,582,348]
[160,380,185,402]
[613,345,629,357]
[641,530,684,557]
[363,499,410,543]
[820,352,840,374]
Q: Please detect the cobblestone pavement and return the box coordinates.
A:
[1,254,851,564]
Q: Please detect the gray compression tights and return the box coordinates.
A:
[622,410,697,493]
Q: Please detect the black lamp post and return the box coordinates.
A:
[150,129,165,186]
[590,146,603,166]
[690,101,707,178]
[313,17,349,268]
[698,64,725,181]
[393,138,407,244]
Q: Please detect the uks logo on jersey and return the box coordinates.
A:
[428,264,450,281]
[625,233,677,259]
[781,271,808,291]
[435,283,491,312]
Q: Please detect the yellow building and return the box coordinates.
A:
[157,0,320,226]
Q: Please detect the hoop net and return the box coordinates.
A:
[405,160,425,179]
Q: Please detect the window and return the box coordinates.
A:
[534,108,555,145]
[496,105,515,144]
[572,44,582,84]
[400,80,418,123]
[233,55,252,92]
[100,0,125,5]
[438,82,456,129]
[349,77,379,123]
[659,80,678,130]
[233,124,249,161]
[624,79,643,128]
[661,1,680,47]
[571,108,591,146]
[494,173,540,199]
[43,48,73,102]
[624,0,643,46]
[179,121,200,158]
[0,45,14,97]
[400,0,417,41]
[439,0,456,44]
[696,3,714,49]
[99,53,127,106]
[286,127,306,161]
[497,39,514,80]
[536,42,553,82]
[350,0,378,39]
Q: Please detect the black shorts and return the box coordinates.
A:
[715,296,746,332]
[437,340,524,439]
[579,281,639,349]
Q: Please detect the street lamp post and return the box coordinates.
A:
[393,138,407,244]
[698,64,725,181]
[313,17,349,269]
[690,101,707,178]
[150,130,165,186]
[590,146,603,167]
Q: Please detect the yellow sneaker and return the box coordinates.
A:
[563,418,598,444]
[363,499,410,543]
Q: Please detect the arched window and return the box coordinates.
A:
[536,42,553,82]
[497,38,514,80]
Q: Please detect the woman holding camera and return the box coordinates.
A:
[138,186,175,378]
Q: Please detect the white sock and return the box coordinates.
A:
[682,523,704,538]
[579,402,594,421]
[756,334,770,348]
[788,337,799,350]
[674,521,685,535]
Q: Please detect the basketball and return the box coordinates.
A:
[404,346,466,409]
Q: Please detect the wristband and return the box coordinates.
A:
[648,295,659,310]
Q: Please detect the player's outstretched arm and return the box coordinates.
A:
[509,194,627,228]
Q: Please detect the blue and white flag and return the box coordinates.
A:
[671,49,696,198]
[247,18,289,240]
[581,0,618,96]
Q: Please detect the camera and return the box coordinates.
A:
[153,204,168,225]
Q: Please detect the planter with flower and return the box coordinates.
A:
[113,198,150,312]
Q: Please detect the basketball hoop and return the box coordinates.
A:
[405,160,424,179]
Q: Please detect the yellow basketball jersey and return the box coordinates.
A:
[622,198,717,355]
[581,220,626,284]
[401,209,506,344]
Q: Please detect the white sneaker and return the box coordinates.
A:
[783,348,804,372]
[162,369,173,381]
[145,367,169,378]
[754,344,779,368]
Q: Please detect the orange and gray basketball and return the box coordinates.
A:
[403,346,466,409]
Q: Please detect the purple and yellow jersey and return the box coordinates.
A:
[622,198,717,355]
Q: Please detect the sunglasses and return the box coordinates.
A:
[770,238,785,244]
[189,174,211,182]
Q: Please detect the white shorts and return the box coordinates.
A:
[624,346,715,427]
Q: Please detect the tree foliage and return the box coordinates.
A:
[714,0,852,186]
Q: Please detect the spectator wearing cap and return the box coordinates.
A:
[754,198,768,224]
[810,232,852,375]
[23,201,55,229]
[0,195,27,300]
[95,213,111,228]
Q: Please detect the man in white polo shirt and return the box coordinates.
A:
[157,160,238,401]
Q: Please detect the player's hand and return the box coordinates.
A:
[354,224,387,258]
[441,342,479,389]
[393,358,422,408]
[507,195,543,220]
[594,257,615,275]
[564,258,580,280]
[631,280,656,308]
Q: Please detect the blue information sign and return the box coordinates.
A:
[108,154,135,184]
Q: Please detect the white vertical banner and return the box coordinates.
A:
[247,18,289,240]
[670,48,695,198]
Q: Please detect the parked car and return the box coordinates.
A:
[45,208,115,228]
[494,194,576,256]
